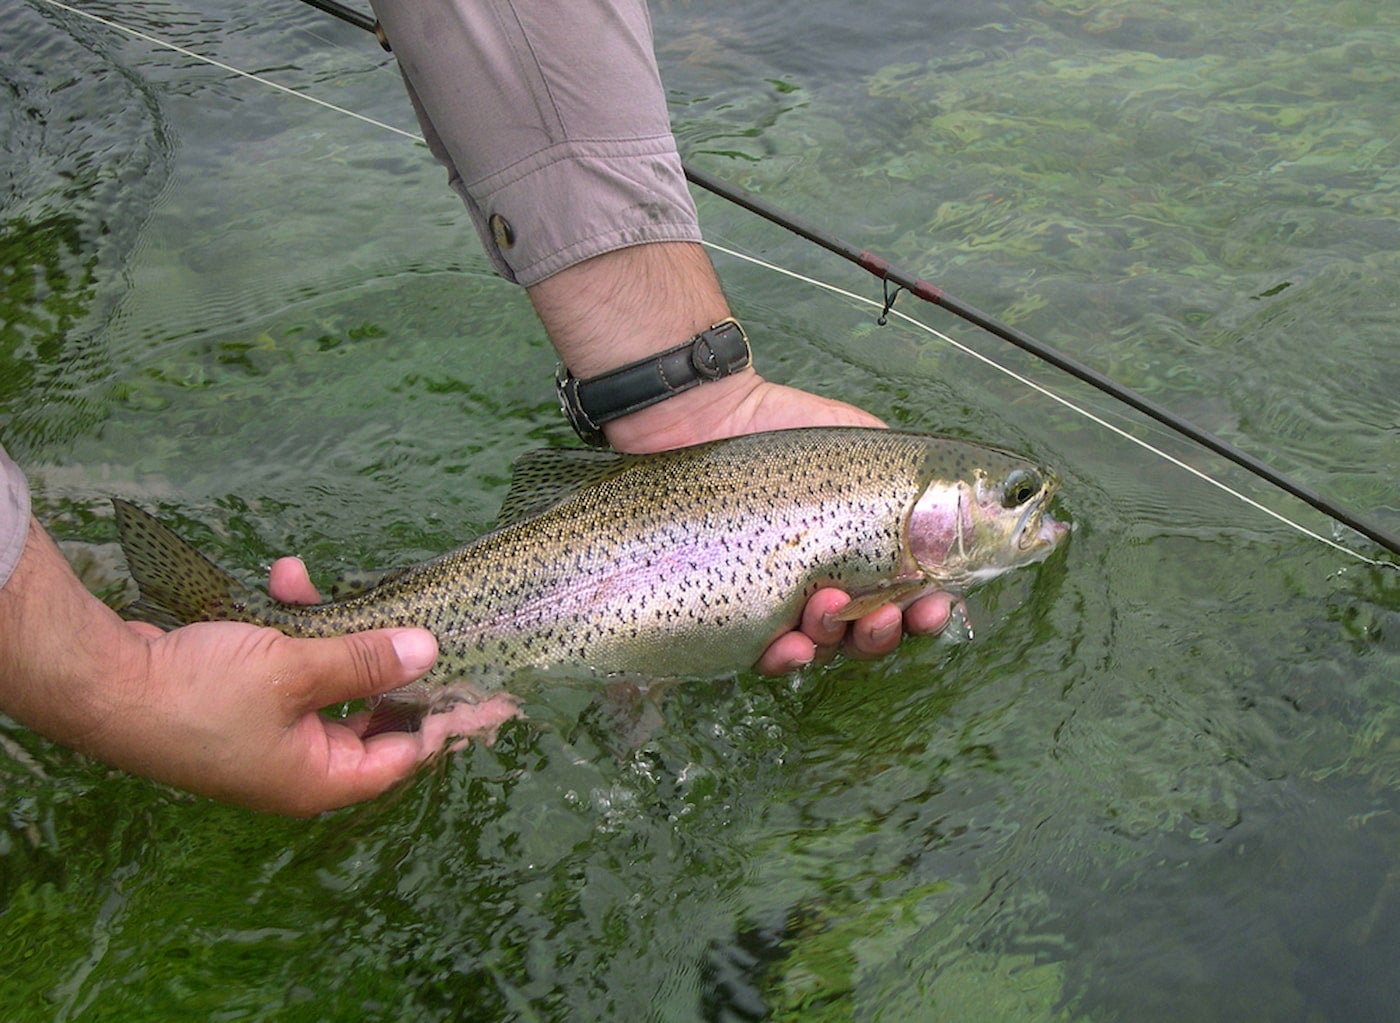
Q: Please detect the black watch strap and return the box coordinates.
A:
[556,318,751,446]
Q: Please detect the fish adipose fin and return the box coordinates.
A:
[112,499,267,629]
[495,447,638,527]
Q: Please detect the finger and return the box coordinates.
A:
[283,692,521,816]
[277,628,439,711]
[903,592,958,635]
[755,631,818,676]
[276,720,425,817]
[845,604,904,660]
[268,556,322,604]
[801,588,854,648]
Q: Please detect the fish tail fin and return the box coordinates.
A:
[112,499,268,629]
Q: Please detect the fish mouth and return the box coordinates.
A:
[1013,483,1068,555]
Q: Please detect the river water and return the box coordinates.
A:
[1,0,1397,1020]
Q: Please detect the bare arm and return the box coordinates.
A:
[0,517,514,815]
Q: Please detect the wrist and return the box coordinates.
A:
[556,318,752,446]
[597,368,766,453]
[526,242,732,378]
[527,241,763,453]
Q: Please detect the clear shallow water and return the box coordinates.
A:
[1,0,1397,1020]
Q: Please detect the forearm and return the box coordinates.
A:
[373,0,760,448]
[0,516,143,754]
[368,2,890,456]
[526,241,731,373]
[0,516,466,815]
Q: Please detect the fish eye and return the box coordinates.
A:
[1000,469,1042,508]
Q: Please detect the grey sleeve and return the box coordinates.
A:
[369,0,703,286]
[0,444,31,591]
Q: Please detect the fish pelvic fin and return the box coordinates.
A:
[361,680,495,738]
[112,499,267,630]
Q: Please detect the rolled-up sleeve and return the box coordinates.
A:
[0,444,31,591]
[369,0,702,286]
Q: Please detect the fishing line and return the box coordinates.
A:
[32,0,1397,567]
[284,0,1400,560]
[35,0,417,141]
[702,240,1388,567]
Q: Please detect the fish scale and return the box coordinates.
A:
[113,427,1067,729]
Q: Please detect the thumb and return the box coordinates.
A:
[282,627,439,710]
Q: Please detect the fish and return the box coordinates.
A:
[113,427,1068,731]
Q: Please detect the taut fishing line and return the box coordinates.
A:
[703,241,1378,564]
[36,0,417,140]
[31,0,1396,568]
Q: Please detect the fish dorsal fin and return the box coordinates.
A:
[495,447,637,527]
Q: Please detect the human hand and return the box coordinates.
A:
[268,558,520,741]
[0,519,517,817]
[114,616,512,816]
[527,243,959,674]
[598,370,960,674]
[115,599,519,815]
[110,562,519,816]
[756,587,960,675]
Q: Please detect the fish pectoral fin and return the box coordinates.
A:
[831,580,932,621]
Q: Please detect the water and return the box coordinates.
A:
[1,0,1397,1019]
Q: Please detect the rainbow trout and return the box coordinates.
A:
[114,427,1067,730]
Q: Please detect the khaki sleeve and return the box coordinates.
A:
[370,0,703,285]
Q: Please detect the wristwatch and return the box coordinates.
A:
[556,318,752,447]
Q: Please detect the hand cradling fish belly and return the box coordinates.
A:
[112,427,1068,733]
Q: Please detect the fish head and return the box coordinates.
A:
[905,448,1068,593]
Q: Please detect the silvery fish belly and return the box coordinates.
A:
[113,427,1068,725]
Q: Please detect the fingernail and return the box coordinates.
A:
[872,621,900,645]
[391,630,437,674]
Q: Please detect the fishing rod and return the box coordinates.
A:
[682,166,1400,557]
[293,0,388,47]
[65,0,1385,557]
[292,0,1399,557]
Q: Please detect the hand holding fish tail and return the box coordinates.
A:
[0,517,513,816]
[116,620,449,815]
